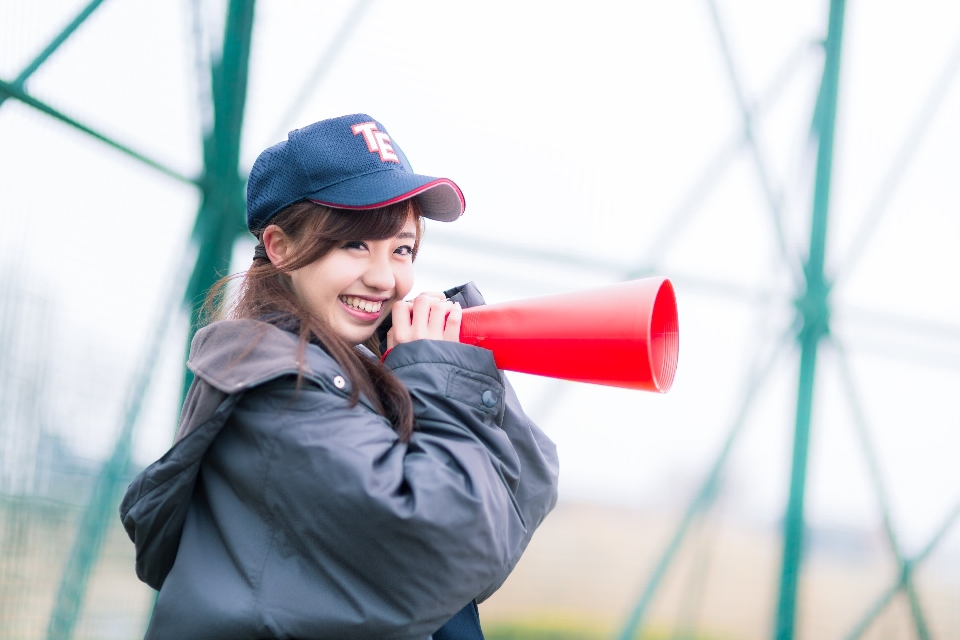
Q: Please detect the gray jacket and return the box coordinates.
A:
[119,286,559,640]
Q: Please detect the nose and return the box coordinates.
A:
[362,250,396,292]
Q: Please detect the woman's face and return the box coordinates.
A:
[269,214,418,345]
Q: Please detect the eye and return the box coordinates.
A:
[394,244,415,256]
[342,240,368,251]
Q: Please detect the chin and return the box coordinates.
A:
[341,327,378,347]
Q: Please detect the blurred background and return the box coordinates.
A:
[1,1,959,639]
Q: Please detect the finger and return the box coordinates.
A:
[427,300,454,340]
[386,327,397,351]
[443,302,462,342]
[391,300,413,329]
[411,294,434,339]
[421,291,447,301]
[391,300,413,344]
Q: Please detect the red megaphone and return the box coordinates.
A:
[459,278,679,392]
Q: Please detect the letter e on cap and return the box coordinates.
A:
[373,131,399,163]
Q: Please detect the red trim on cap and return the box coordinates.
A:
[309,178,465,216]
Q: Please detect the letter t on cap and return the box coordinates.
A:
[351,122,380,152]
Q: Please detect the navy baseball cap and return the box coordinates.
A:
[246,114,465,231]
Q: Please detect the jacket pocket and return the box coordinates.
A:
[445,370,502,415]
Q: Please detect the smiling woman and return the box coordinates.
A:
[217,198,425,440]
[119,114,559,640]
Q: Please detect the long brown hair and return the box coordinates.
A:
[206,199,422,441]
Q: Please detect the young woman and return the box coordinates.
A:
[120,114,559,640]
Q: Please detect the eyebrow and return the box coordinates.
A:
[395,231,417,240]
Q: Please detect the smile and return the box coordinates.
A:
[339,296,384,315]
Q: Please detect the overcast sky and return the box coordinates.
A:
[2,0,959,556]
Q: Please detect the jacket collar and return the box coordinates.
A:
[188,319,365,400]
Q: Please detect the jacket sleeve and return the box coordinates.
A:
[442,282,560,601]
[242,340,533,637]
[472,375,558,602]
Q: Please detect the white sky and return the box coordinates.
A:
[1,0,959,558]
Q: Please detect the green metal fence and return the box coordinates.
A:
[1,1,959,638]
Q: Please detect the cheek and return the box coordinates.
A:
[290,264,337,314]
[288,271,307,301]
[288,272,314,312]
[394,262,415,299]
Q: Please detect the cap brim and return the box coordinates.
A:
[307,171,464,222]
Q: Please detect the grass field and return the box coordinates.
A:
[480,502,960,640]
[2,498,957,639]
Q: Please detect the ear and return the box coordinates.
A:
[262,225,292,267]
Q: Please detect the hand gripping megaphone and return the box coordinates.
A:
[459,278,679,392]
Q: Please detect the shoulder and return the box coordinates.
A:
[187,319,343,395]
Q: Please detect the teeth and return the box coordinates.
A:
[340,296,382,313]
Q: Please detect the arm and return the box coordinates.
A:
[474,374,558,602]
[442,282,560,602]
[375,283,559,605]
[246,341,526,638]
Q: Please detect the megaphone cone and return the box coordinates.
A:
[459,278,679,392]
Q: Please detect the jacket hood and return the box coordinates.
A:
[121,319,359,588]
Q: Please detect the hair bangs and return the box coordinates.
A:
[321,200,419,243]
